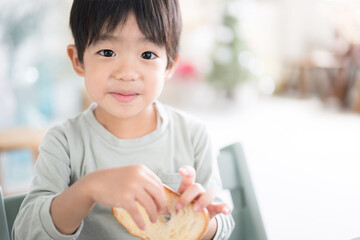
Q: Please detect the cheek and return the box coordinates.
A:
[84,79,97,101]
[84,72,106,100]
[153,71,166,89]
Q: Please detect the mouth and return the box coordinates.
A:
[110,91,139,103]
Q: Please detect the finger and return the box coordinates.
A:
[177,183,204,210]
[126,201,146,231]
[136,191,159,224]
[144,167,164,188]
[143,177,167,214]
[143,167,167,213]
[207,203,232,219]
[193,188,216,212]
[177,165,196,194]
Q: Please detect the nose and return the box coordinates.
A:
[112,58,140,81]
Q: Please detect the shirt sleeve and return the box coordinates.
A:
[12,127,84,240]
[192,124,235,240]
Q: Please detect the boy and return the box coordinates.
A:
[13,0,235,239]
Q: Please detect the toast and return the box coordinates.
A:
[112,186,209,240]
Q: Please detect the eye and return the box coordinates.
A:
[98,49,116,57]
[141,51,157,60]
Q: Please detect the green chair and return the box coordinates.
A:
[218,143,267,240]
[0,187,27,240]
[0,187,10,240]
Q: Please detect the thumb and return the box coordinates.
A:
[177,165,196,194]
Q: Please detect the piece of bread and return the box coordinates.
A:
[112,186,209,240]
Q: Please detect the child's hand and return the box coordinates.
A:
[84,164,167,230]
[176,165,232,219]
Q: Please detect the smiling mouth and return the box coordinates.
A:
[110,92,139,103]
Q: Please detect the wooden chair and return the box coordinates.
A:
[218,142,267,240]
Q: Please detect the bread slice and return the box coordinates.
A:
[112,186,209,240]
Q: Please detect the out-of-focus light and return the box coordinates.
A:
[259,76,275,95]
[238,51,254,68]
[25,67,39,85]
[249,59,265,76]
[214,46,233,64]
[216,25,234,44]
[226,1,243,18]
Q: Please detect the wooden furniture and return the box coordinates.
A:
[0,128,45,195]
[0,128,45,161]
[283,44,360,110]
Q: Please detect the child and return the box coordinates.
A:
[13,0,235,239]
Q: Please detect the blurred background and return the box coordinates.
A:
[1,0,360,239]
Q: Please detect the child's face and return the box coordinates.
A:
[68,12,175,121]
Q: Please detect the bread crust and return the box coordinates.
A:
[112,185,209,240]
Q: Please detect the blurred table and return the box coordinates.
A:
[0,128,45,160]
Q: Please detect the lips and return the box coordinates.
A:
[110,91,139,103]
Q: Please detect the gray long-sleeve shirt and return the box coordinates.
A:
[13,101,234,240]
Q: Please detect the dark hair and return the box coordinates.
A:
[69,0,182,69]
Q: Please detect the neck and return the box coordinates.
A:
[94,104,158,139]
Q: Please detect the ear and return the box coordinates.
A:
[165,55,179,81]
[67,44,85,77]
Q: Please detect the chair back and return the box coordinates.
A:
[4,192,27,236]
[0,187,10,240]
[218,143,267,240]
[0,186,26,240]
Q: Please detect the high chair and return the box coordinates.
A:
[218,142,267,240]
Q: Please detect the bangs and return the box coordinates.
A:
[88,1,166,48]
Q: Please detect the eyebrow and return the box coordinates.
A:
[94,34,157,45]
[92,34,118,45]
